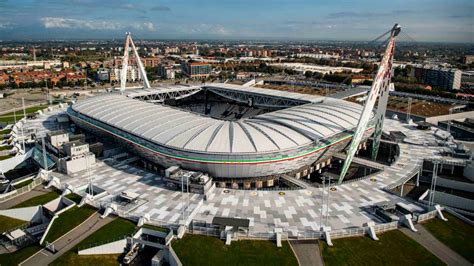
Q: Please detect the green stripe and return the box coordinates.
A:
[72,110,373,164]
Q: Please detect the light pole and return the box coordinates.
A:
[447,107,453,135]
[41,136,48,171]
[325,177,332,226]
[429,161,438,207]
[406,97,412,123]
[45,78,51,106]
[20,98,26,153]
[181,175,185,222]
[319,176,325,227]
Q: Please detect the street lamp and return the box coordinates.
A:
[447,106,454,135]
[428,161,438,207]
[325,177,332,226]
[319,176,325,227]
[406,97,412,123]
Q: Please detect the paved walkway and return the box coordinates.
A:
[289,240,324,266]
[19,212,115,266]
[0,185,51,209]
[400,225,470,266]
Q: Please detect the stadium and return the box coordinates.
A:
[67,83,375,186]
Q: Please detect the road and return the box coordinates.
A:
[400,225,470,266]
[289,240,324,266]
[0,185,51,209]
[19,212,115,266]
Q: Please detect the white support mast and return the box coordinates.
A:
[120,33,131,93]
[129,37,151,89]
[120,32,151,94]
[338,24,401,184]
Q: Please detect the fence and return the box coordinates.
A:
[77,235,131,252]
[330,227,367,239]
[373,221,398,233]
[189,226,220,238]
[444,207,474,226]
[419,177,474,193]
[430,191,474,211]
[236,231,279,240]
[296,230,323,240]
[416,209,438,223]
[0,177,43,203]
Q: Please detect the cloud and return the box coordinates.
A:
[328,10,417,19]
[46,0,147,13]
[185,24,229,36]
[151,5,171,11]
[41,17,155,31]
[448,14,474,19]
[0,21,15,29]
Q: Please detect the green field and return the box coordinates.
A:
[142,224,171,233]
[43,205,97,243]
[173,234,298,266]
[319,230,445,266]
[423,213,474,263]
[0,105,48,124]
[0,215,27,233]
[0,154,14,161]
[50,218,136,266]
[0,128,12,135]
[65,193,83,204]
[13,178,34,189]
[0,245,42,265]
[11,190,61,208]
[0,145,12,151]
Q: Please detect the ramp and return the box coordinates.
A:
[289,240,324,266]
[333,153,385,171]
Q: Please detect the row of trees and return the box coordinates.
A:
[2,78,89,89]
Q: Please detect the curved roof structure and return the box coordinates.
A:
[71,84,368,154]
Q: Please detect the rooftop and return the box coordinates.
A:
[71,84,369,154]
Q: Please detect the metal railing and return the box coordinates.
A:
[373,221,398,233]
[0,177,43,203]
[296,230,323,240]
[330,227,367,239]
[416,209,438,223]
[77,235,130,252]
[236,231,278,240]
[444,207,474,226]
[384,160,422,191]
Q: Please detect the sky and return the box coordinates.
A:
[0,0,472,43]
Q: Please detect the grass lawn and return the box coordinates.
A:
[65,193,83,204]
[319,230,445,266]
[142,224,170,233]
[13,178,34,189]
[11,190,61,208]
[0,105,48,124]
[0,154,13,161]
[423,212,474,263]
[0,244,43,265]
[0,145,12,151]
[43,205,97,243]
[50,218,136,266]
[0,128,12,135]
[0,215,27,233]
[173,234,298,266]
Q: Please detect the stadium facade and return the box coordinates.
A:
[68,83,375,182]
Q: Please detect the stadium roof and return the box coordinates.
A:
[72,84,369,154]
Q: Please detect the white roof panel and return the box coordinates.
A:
[71,84,370,154]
